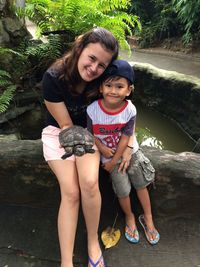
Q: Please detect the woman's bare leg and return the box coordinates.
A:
[76,151,102,265]
[48,160,80,267]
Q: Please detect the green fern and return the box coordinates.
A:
[15,0,141,50]
[0,70,12,79]
[0,71,16,114]
[22,36,63,68]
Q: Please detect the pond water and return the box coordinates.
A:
[1,103,195,153]
[135,102,195,153]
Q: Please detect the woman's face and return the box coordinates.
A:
[77,43,113,82]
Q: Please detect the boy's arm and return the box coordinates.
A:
[95,137,115,159]
[87,113,115,158]
[102,134,130,172]
[118,132,134,173]
[111,134,130,165]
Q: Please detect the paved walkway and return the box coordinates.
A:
[120,48,200,78]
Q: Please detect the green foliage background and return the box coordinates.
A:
[129,0,200,47]
[17,0,141,50]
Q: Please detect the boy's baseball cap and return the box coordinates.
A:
[102,59,135,84]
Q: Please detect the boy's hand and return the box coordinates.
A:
[118,146,132,173]
[102,160,116,173]
[100,145,115,159]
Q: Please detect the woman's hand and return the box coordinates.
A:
[118,146,132,173]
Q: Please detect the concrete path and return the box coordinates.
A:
[120,49,200,78]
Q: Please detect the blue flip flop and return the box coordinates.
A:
[88,254,105,267]
[139,214,160,245]
[125,224,140,243]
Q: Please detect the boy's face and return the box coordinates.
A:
[100,76,132,106]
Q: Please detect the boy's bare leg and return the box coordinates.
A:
[137,187,158,240]
[118,195,140,241]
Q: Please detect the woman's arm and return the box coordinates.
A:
[44,100,73,129]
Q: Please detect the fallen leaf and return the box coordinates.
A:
[101,226,121,249]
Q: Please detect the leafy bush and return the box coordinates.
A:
[172,0,200,44]
[16,0,141,50]
[0,35,63,112]
[0,70,16,114]
[129,0,182,47]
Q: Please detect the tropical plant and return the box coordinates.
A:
[0,70,17,114]
[129,0,181,47]
[15,0,141,50]
[19,35,63,73]
[172,0,200,44]
[0,35,63,113]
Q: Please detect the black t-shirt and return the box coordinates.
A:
[42,69,89,128]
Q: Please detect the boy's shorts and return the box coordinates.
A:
[110,149,155,198]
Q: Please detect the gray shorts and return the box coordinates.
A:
[110,149,155,198]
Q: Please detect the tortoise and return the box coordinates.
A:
[59,125,95,159]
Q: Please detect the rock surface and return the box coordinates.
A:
[0,139,199,205]
[133,62,200,141]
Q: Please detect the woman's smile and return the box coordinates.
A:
[77,43,112,82]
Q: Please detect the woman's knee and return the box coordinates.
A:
[61,187,80,204]
[80,176,99,196]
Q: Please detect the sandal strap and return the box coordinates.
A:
[125,225,138,236]
[139,214,160,244]
[88,254,104,267]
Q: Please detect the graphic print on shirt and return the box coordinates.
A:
[93,123,126,148]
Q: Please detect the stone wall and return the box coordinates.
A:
[132,62,200,141]
[0,139,199,207]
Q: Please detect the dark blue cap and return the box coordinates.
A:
[102,59,135,84]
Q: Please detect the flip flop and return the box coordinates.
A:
[125,224,140,243]
[88,254,105,267]
[138,214,160,245]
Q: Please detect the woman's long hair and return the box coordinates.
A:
[51,27,119,100]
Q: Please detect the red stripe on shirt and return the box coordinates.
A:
[98,99,129,115]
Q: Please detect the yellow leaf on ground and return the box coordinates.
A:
[101,227,121,249]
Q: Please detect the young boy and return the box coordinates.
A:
[87,59,160,245]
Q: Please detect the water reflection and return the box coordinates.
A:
[135,102,195,153]
[136,127,163,149]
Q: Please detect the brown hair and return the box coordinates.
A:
[51,27,119,98]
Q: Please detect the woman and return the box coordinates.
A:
[41,27,118,267]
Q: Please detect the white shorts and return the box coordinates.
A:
[41,125,75,161]
[41,125,97,161]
